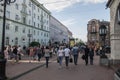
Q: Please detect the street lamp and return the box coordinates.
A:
[0,0,16,80]
[99,25,107,55]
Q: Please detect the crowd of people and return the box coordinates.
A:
[3,44,96,69]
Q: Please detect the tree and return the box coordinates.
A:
[29,41,40,47]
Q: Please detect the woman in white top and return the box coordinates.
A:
[4,47,9,61]
[57,47,64,68]
[44,46,50,68]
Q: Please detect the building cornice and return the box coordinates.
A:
[50,15,68,30]
[106,0,114,8]
[31,0,51,15]
[0,16,49,33]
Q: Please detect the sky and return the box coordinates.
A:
[39,0,110,42]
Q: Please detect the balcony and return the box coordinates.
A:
[90,31,97,34]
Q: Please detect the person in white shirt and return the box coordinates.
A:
[64,45,70,68]
[44,46,50,68]
[57,46,64,68]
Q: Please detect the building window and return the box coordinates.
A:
[38,23,39,28]
[28,29,30,33]
[44,33,46,37]
[33,5,36,10]
[6,24,10,30]
[34,22,35,27]
[23,0,26,3]
[41,39,43,43]
[15,37,18,45]
[23,17,26,24]
[118,4,120,24]
[29,1,31,7]
[47,21,48,25]
[15,26,18,32]
[47,15,49,18]
[47,33,48,37]
[38,16,39,20]
[6,37,9,45]
[44,13,46,16]
[41,32,43,36]
[29,20,31,25]
[34,13,36,18]
[15,15,20,20]
[37,39,39,42]
[38,8,39,12]
[15,4,19,10]
[37,31,39,35]
[6,11,10,18]
[33,39,35,41]
[29,10,31,15]
[23,28,25,33]
[34,30,35,35]
[92,26,96,32]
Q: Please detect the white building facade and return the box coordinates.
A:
[50,16,71,45]
[107,0,120,64]
[0,0,51,48]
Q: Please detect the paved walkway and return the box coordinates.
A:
[6,54,114,80]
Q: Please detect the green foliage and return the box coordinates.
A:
[76,41,85,46]
[29,41,40,47]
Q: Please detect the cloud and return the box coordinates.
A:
[61,19,76,27]
[38,0,107,11]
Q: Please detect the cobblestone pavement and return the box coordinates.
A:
[6,54,114,80]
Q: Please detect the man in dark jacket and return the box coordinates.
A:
[89,47,94,65]
[84,45,89,66]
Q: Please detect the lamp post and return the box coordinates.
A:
[99,25,107,55]
[0,0,16,79]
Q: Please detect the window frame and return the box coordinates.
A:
[6,23,10,30]
[117,3,120,24]
[5,37,9,45]
[15,26,18,32]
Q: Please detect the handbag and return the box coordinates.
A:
[57,58,59,63]
[82,55,85,60]
[69,57,73,63]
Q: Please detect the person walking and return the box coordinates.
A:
[72,45,79,65]
[64,45,70,68]
[89,46,94,65]
[84,45,89,66]
[44,46,50,68]
[36,46,42,61]
[17,45,22,60]
[12,46,18,63]
[4,47,9,61]
[29,47,34,63]
[57,46,64,69]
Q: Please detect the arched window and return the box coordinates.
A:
[117,3,120,24]
[6,37,9,45]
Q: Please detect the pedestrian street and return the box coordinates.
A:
[6,54,114,80]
